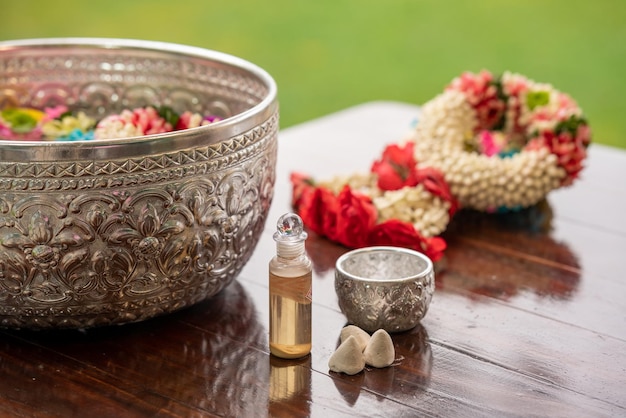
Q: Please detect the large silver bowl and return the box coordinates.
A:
[0,38,278,329]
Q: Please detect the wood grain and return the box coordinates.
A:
[1,102,625,417]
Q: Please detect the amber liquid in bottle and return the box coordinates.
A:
[269,269,312,358]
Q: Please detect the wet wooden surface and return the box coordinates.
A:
[1,102,625,417]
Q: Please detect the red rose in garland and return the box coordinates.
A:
[371,142,419,190]
[319,187,341,242]
[367,219,447,262]
[336,186,377,248]
[290,143,456,262]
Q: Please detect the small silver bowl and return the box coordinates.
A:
[335,246,434,332]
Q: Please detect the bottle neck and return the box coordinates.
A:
[276,240,305,259]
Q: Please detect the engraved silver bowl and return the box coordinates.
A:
[335,246,434,332]
[0,38,278,329]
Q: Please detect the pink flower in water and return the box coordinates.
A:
[132,107,172,135]
[0,122,16,139]
[95,106,173,139]
[43,105,69,121]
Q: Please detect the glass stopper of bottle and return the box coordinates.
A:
[276,213,305,239]
[274,213,307,257]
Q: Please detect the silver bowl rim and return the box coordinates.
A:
[0,37,278,148]
[335,246,434,284]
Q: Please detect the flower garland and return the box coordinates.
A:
[291,142,457,262]
[0,105,221,141]
[409,70,591,211]
[290,70,591,260]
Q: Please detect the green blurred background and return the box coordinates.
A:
[2,0,625,148]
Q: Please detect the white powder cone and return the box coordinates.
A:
[363,329,395,368]
[340,325,371,352]
[328,335,365,375]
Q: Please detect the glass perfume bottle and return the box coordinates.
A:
[269,213,312,359]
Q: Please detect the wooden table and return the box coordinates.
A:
[1,102,625,417]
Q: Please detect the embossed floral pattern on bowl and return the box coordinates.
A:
[0,38,278,328]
